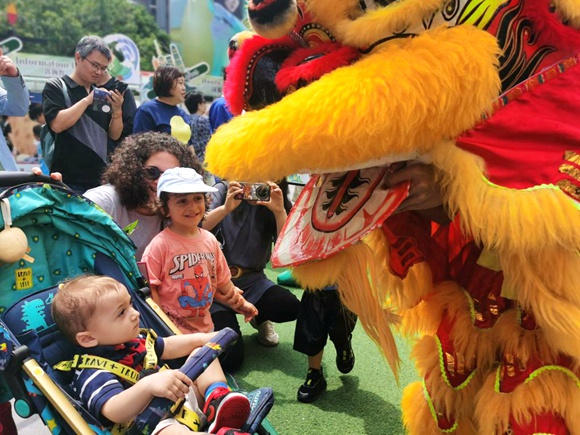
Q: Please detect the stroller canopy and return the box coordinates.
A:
[0,182,141,314]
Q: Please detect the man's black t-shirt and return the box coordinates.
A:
[42,75,111,189]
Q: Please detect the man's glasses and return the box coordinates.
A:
[82,57,109,74]
[142,166,164,181]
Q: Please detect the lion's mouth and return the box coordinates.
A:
[272,165,410,267]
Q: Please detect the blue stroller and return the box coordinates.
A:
[0,173,274,434]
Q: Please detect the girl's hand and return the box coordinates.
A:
[238,300,258,322]
[215,284,244,306]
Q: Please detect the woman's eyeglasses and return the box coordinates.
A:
[142,166,164,180]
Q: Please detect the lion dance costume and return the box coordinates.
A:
[206,1,580,433]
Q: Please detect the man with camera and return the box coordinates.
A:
[42,35,124,193]
[203,180,300,372]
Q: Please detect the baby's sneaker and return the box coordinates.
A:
[216,428,252,435]
[203,387,251,434]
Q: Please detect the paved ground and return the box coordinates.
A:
[12,400,50,434]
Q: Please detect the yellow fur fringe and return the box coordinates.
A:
[432,142,580,253]
[501,249,580,358]
[554,0,580,29]
[292,242,402,380]
[432,142,580,356]
[402,381,444,435]
[476,367,580,434]
[412,335,484,422]
[206,26,500,182]
[402,380,479,435]
[363,228,433,312]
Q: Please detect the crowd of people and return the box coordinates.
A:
[0,34,362,434]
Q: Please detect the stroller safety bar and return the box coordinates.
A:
[127,327,239,434]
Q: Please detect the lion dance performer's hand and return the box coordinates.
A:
[382,163,451,224]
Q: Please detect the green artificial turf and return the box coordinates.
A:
[233,268,420,435]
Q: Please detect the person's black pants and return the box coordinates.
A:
[293,289,357,357]
[212,284,300,372]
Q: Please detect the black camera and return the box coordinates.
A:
[235,183,271,201]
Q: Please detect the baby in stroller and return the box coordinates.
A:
[52,275,251,435]
[0,172,274,434]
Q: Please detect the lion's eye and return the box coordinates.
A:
[376,0,397,6]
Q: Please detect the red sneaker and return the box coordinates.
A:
[203,387,251,434]
[216,428,252,435]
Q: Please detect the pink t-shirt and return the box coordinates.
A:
[142,227,231,333]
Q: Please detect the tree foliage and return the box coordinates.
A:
[0,0,170,71]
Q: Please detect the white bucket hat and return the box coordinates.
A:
[156,167,218,198]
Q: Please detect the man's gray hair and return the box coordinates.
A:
[75,35,111,60]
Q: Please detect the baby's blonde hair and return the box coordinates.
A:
[52,275,125,344]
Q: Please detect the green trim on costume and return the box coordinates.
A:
[422,380,458,434]
[525,365,580,388]
[435,334,477,391]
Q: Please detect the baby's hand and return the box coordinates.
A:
[141,369,192,402]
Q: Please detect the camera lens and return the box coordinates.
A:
[255,185,269,200]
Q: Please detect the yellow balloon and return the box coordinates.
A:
[170,115,193,144]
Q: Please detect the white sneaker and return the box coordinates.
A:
[251,319,279,347]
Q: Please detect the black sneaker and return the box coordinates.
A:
[297,368,327,403]
[335,341,355,374]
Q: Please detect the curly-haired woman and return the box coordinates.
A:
[84,131,202,260]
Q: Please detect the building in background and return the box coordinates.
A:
[130,0,170,33]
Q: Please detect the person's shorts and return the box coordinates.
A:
[151,386,206,434]
[293,288,355,356]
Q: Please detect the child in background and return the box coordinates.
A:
[32,124,49,174]
[142,167,258,336]
[293,285,358,403]
[52,275,252,434]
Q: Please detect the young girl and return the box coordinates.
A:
[142,167,258,335]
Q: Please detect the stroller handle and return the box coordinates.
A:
[0,171,66,189]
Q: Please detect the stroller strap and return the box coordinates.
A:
[109,402,201,435]
[53,329,160,384]
[54,328,201,433]
[54,353,142,384]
